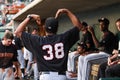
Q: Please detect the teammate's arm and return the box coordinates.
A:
[55,8,82,30]
[13,61,19,77]
[14,14,41,37]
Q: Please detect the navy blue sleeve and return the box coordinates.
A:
[14,37,23,49]
[12,45,18,61]
[63,27,80,49]
[21,32,40,53]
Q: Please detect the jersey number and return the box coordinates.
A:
[42,43,64,60]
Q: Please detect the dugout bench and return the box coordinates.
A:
[90,64,120,80]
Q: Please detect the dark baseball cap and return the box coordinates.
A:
[45,17,58,33]
[98,17,109,25]
[82,21,88,27]
[77,42,87,50]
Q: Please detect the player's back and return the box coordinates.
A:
[21,27,80,72]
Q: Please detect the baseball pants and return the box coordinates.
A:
[77,51,109,80]
[67,52,79,73]
[17,50,25,69]
[33,63,39,80]
[0,67,14,80]
[39,71,67,80]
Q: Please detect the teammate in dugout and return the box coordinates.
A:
[0,31,19,80]
[14,8,82,80]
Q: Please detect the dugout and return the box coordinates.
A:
[10,0,120,50]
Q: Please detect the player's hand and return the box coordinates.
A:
[108,56,119,66]
[14,70,19,78]
[55,8,69,18]
[107,57,112,66]
[30,14,40,19]
[109,60,119,66]
[30,14,41,25]
[88,26,95,34]
[69,72,77,78]
[112,49,119,54]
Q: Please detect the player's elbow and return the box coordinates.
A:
[14,31,22,38]
[75,23,82,30]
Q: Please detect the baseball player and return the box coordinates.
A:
[0,31,19,80]
[14,8,82,80]
[67,43,88,78]
[104,18,120,78]
[78,18,117,80]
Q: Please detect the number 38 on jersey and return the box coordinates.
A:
[42,43,64,60]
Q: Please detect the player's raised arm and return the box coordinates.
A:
[55,8,82,30]
[14,14,41,37]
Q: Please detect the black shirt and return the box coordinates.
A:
[0,42,18,68]
[21,27,80,72]
[81,31,95,51]
[14,37,23,50]
[99,31,117,54]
